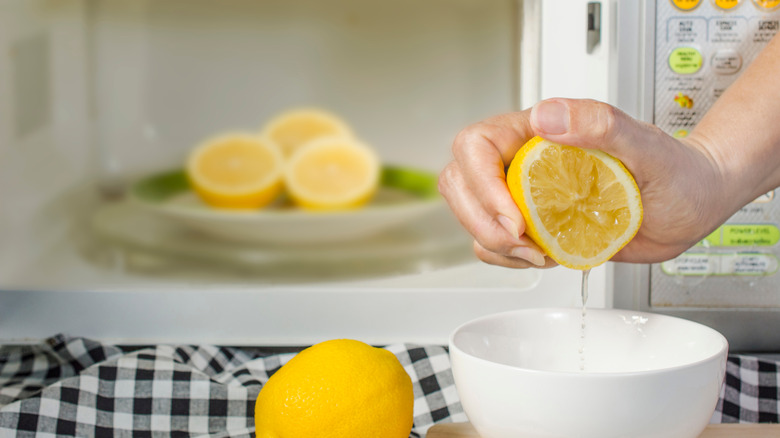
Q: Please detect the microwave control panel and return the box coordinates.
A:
[650,0,780,308]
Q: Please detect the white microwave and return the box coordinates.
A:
[2,0,778,351]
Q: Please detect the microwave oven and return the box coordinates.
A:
[1,0,779,351]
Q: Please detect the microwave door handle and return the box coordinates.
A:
[587,1,601,54]
[519,0,542,108]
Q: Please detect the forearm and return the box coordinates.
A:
[689,33,780,215]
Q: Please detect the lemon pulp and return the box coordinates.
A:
[186,134,284,209]
[194,139,278,188]
[285,137,380,210]
[529,144,631,258]
[506,136,642,269]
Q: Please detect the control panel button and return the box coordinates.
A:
[711,49,743,75]
[727,253,778,275]
[672,0,702,10]
[710,17,747,43]
[669,47,703,74]
[670,17,707,43]
[661,253,716,276]
[722,224,780,247]
[662,252,779,276]
[753,0,780,10]
[714,0,742,9]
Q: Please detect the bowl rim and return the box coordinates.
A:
[449,307,729,377]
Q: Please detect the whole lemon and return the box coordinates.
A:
[254,339,414,438]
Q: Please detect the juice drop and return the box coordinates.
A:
[581,268,590,306]
[579,268,591,371]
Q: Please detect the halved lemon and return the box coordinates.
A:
[285,136,381,210]
[186,133,284,209]
[262,108,355,158]
[506,136,643,269]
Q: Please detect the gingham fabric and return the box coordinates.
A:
[712,355,780,423]
[0,336,778,437]
[0,335,465,437]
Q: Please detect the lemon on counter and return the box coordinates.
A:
[261,108,354,158]
[506,136,642,269]
[186,133,284,209]
[284,136,381,210]
[254,339,414,438]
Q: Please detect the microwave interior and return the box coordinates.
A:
[0,0,528,294]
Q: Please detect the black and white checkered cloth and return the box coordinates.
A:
[713,355,780,423]
[0,335,778,437]
[0,335,464,437]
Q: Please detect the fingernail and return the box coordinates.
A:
[497,215,520,240]
[532,100,569,135]
[510,246,546,267]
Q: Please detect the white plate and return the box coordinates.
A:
[90,200,473,283]
[129,167,446,244]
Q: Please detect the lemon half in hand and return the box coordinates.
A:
[254,339,414,438]
[262,108,354,158]
[284,136,381,210]
[506,136,643,269]
[186,133,284,209]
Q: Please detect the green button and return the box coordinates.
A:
[669,47,703,74]
[699,228,722,246]
[722,225,780,247]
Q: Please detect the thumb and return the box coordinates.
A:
[529,98,661,167]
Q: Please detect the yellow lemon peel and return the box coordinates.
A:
[254,339,414,438]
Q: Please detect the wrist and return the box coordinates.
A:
[677,133,740,240]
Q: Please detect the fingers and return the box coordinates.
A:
[529,98,667,180]
[439,160,546,267]
[449,112,534,237]
[473,240,558,269]
[440,110,548,267]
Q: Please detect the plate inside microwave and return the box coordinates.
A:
[90,200,472,283]
[130,166,444,244]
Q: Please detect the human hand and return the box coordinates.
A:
[438,98,730,268]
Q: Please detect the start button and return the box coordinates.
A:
[669,47,703,74]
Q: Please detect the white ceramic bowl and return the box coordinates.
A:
[450,308,728,438]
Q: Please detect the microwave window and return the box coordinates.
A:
[0,0,518,290]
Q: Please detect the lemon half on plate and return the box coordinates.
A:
[285,136,381,211]
[186,133,284,209]
[506,136,643,269]
[261,108,355,158]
